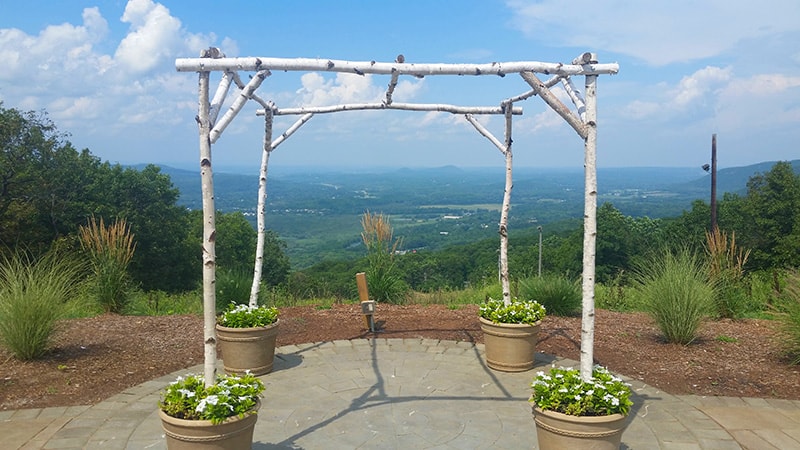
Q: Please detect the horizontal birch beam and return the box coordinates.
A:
[256,102,523,116]
[176,56,619,77]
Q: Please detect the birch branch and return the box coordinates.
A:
[209,71,233,125]
[385,70,399,105]
[562,77,587,122]
[506,75,562,103]
[520,71,587,140]
[259,102,522,116]
[176,56,619,77]
[250,108,273,307]
[464,114,506,153]
[230,71,271,109]
[272,113,314,150]
[210,69,270,143]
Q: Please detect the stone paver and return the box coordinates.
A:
[2,339,799,449]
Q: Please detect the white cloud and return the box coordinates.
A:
[0,7,108,81]
[670,66,731,108]
[506,0,800,66]
[296,73,382,106]
[115,0,185,73]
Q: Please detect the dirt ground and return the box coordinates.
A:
[1,304,798,410]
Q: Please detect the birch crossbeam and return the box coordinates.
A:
[257,102,523,116]
[176,57,619,77]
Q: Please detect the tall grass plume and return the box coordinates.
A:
[79,216,136,313]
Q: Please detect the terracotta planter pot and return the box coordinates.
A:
[479,317,540,372]
[532,406,628,450]
[216,320,279,376]
[159,400,260,450]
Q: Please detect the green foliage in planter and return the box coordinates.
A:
[0,252,86,360]
[478,298,546,325]
[633,247,714,344]
[217,303,278,328]
[518,274,581,316]
[159,372,264,424]
[531,366,633,417]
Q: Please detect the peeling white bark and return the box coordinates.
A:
[198,70,217,387]
[579,74,599,382]
[250,108,273,307]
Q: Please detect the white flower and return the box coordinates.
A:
[611,397,620,406]
[558,388,568,393]
[586,389,594,396]
[574,395,581,401]
[178,389,195,398]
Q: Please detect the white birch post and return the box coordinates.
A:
[579,73,598,381]
[250,107,273,306]
[498,104,514,305]
[464,106,514,306]
[198,64,217,387]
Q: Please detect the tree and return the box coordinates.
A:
[0,105,71,251]
[189,211,290,288]
[740,161,800,270]
[92,164,196,292]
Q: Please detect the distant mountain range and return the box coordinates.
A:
[140,159,800,209]
[131,160,799,267]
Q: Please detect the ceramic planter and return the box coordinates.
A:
[216,320,279,376]
[532,406,628,450]
[479,317,540,372]
[159,400,260,450]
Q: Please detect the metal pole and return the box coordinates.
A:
[537,226,543,277]
[711,134,718,232]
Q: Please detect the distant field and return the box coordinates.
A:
[419,204,503,211]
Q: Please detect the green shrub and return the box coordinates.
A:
[633,248,714,344]
[361,211,408,304]
[0,252,86,360]
[777,271,800,365]
[216,268,253,311]
[518,274,581,316]
[705,229,751,319]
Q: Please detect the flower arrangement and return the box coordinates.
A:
[530,365,633,416]
[217,303,278,328]
[159,372,265,424]
[479,298,546,325]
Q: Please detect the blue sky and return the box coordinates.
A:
[1,0,798,171]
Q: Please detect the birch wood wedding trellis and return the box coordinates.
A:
[175,49,619,386]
